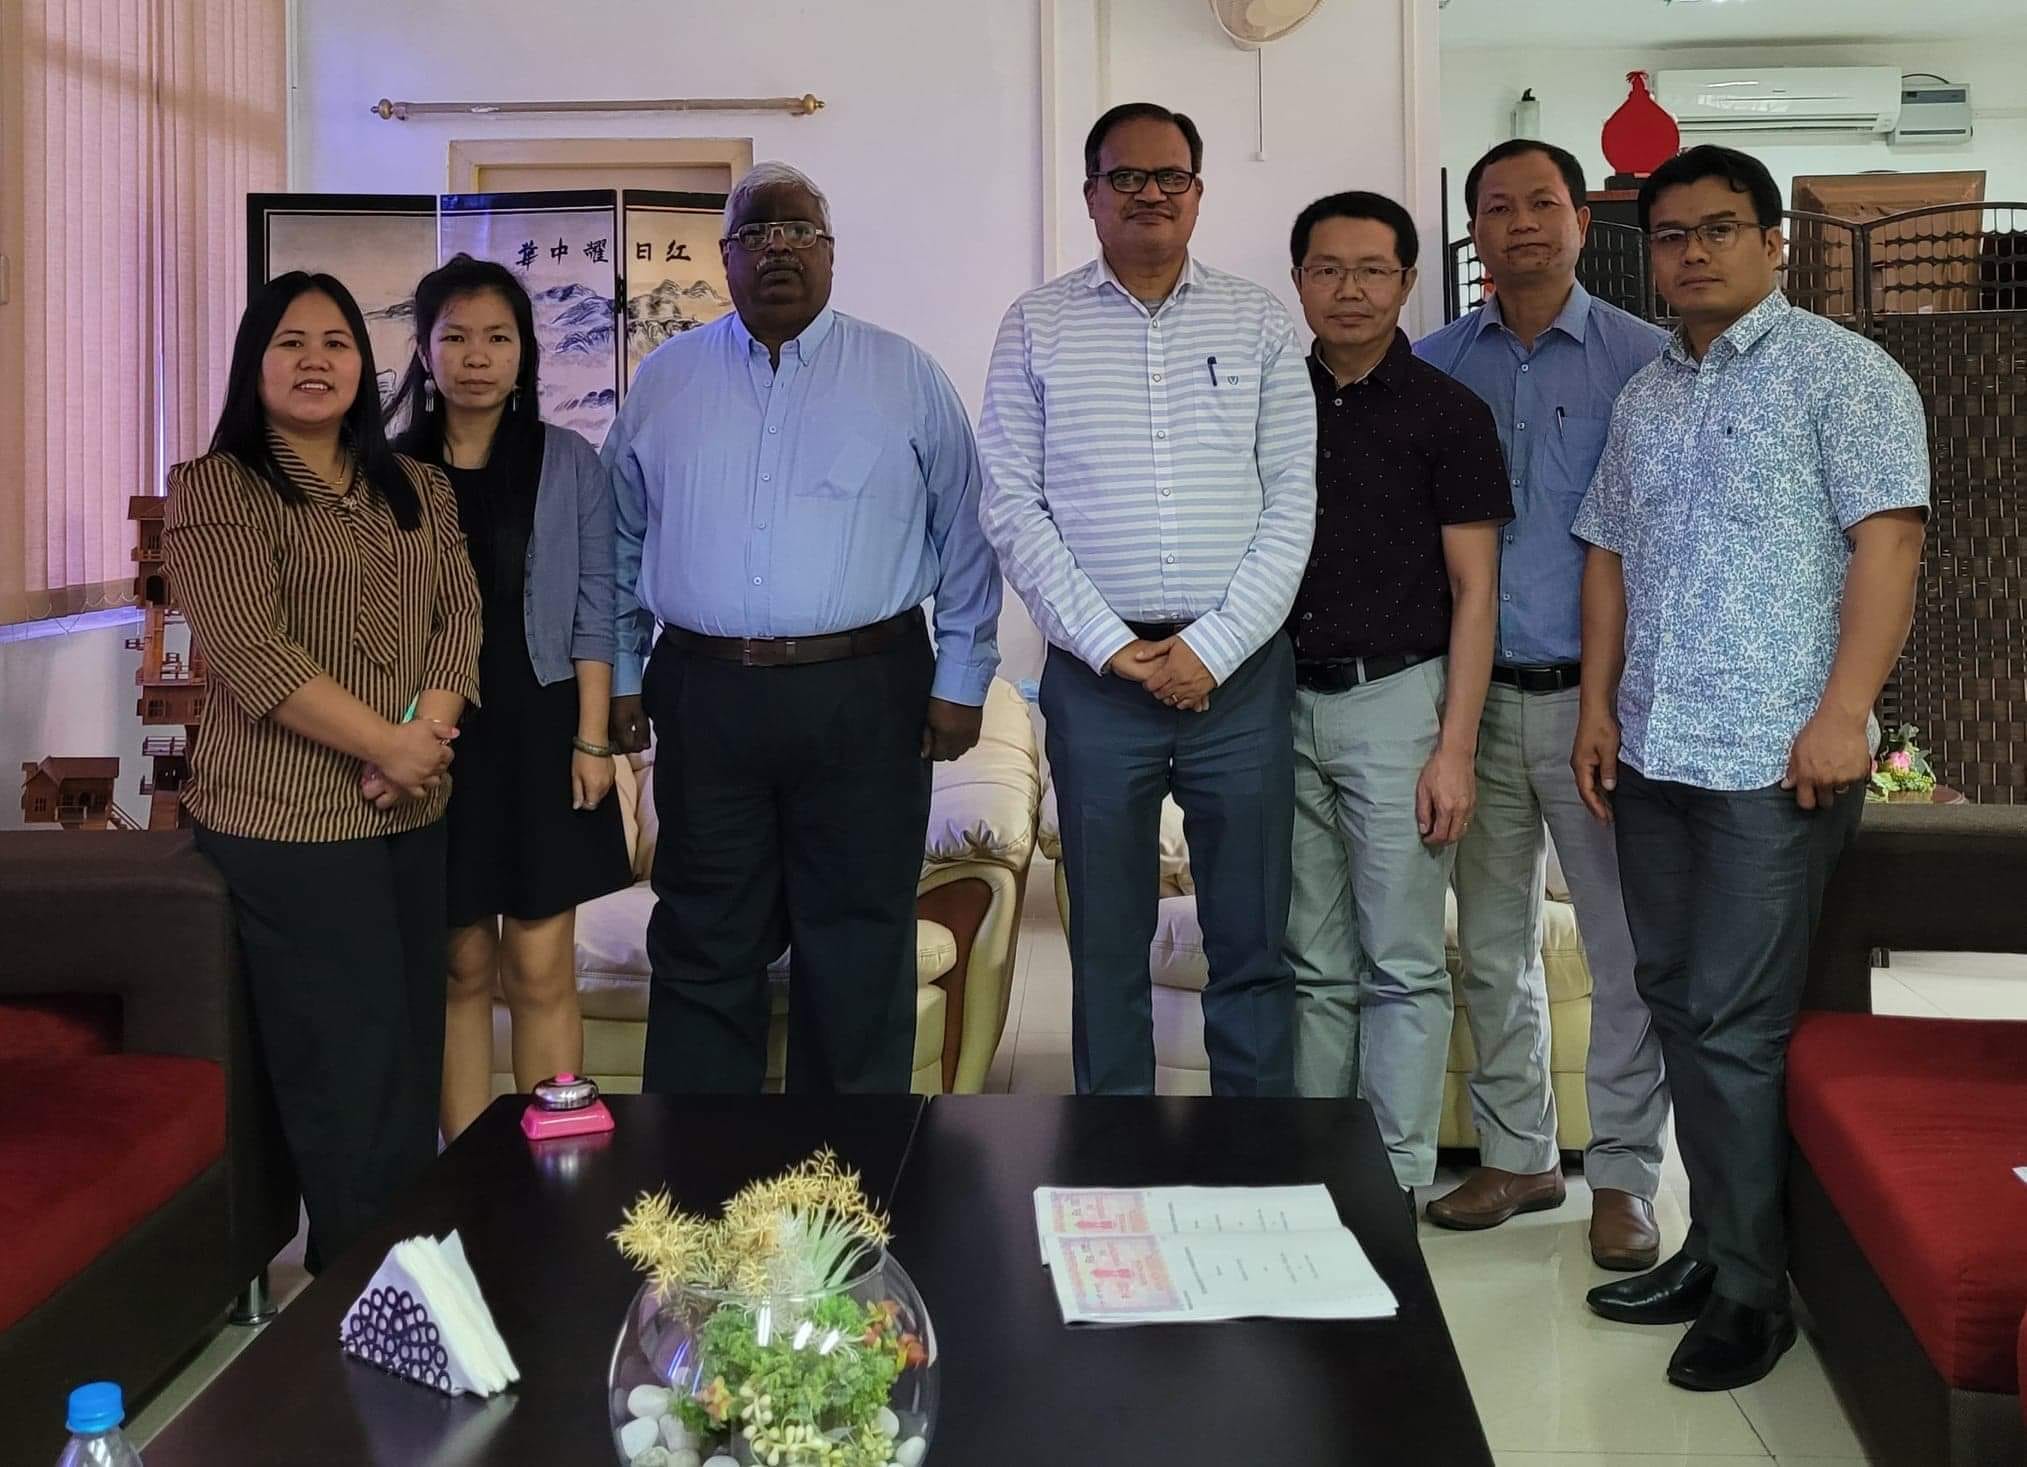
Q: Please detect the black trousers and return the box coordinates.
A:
[639,632,934,1094]
[1611,767,1863,1310]
[194,820,447,1275]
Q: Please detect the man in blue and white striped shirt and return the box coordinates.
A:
[980,102,1317,1096]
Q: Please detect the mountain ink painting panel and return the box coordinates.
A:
[621,191,733,384]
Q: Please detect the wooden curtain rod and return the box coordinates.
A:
[369,95,824,121]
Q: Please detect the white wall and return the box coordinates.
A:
[291,0,1432,684]
[1441,41,2027,247]
[0,613,147,832]
[293,0,1045,416]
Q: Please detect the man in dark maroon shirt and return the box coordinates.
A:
[1283,191,1512,1195]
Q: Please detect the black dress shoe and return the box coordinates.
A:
[1585,1251,1715,1325]
[1667,1296,1797,1391]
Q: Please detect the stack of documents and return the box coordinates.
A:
[1033,1185,1398,1326]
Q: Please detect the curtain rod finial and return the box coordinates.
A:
[370,98,407,121]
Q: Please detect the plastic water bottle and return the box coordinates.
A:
[55,1383,143,1466]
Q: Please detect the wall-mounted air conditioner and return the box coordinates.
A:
[1655,67,1903,136]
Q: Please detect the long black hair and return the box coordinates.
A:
[387,253,543,463]
[209,271,419,529]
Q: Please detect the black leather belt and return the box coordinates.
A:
[1491,662,1582,693]
[662,607,923,668]
[1294,649,1441,694]
[1125,620,1191,642]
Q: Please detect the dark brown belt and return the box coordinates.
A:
[1491,662,1582,693]
[662,607,923,668]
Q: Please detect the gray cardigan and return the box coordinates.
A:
[522,425,617,685]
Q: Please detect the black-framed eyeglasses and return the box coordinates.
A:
[1090,168,1198,197]
[1297,263,1408,290]
[1649,220,1767,255]
[723,220,832,252]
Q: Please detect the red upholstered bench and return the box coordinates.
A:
[0,996,226,1332]
[1787,1012,2027,1466]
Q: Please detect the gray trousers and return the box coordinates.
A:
[1613,766,1863,1311]
[1288,658,1455,1188]
[1042,635,1297,1096]
[1453,684,1670,1194]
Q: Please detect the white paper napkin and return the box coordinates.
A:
[339,1230,520,1397]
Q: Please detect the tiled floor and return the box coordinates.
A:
[135,857,2027,1459]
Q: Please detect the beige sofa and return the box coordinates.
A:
[1036,786,1595,1150]
[492,678,1041,1096]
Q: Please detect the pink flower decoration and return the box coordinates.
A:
[1887,751,1912,772]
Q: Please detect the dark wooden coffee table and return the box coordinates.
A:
[143,1095,1489,1466]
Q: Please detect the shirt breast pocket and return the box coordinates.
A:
[1545,415,1610,503]
[1190,356,1258,452]
[801,434,886,504]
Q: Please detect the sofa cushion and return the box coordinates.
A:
[1788,1013,2027,1394]
[573,883,958,1023]
[0,996,121,1063]
[924,680,1041,874]
[1147,890,1592,1007]
[0,1055,225,1330]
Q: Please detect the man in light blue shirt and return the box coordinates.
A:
[1415,141,1672,1267]
[980,103,1316,1097]
[1574,146,1927,1391]
[605,162,1000,1095]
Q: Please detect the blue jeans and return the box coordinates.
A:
[1041,634,1296,1095]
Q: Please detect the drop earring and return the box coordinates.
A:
[423,378,436,411]
[511,387,522,414]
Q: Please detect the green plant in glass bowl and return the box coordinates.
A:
[1869,723,1937,803]
[607,1151,936,1467]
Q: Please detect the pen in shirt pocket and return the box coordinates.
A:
[1555,406,1566,438]
[1206,355,1219,387]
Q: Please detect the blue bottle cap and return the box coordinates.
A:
[66,1381,124,1434]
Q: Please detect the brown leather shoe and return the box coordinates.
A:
[1589,1188,1662,1271]
[1425,1166,1566,1231]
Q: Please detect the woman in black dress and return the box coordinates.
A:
[389,254,632,1140]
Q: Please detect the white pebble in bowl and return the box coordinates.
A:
[627,1384,673,1420]
[620,1416,661,1459]
[704,1457,741,1467]
[895,1436,928,1467]
[667,1452,701,1467]
[875,1407,901,1439]
[661,1418,699,1451]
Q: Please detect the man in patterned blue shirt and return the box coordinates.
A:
[1572,146,1929,1391]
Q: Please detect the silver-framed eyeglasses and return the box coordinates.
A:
[723,219,832,252]
[1298,263,1407,290]
[1649,220,1767,255]
[1090,167,1198,196]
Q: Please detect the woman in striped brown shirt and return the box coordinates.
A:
[163,271,481,1273]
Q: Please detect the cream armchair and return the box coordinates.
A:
[492,678,1042,1096]
[1037,785,1596,1150]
